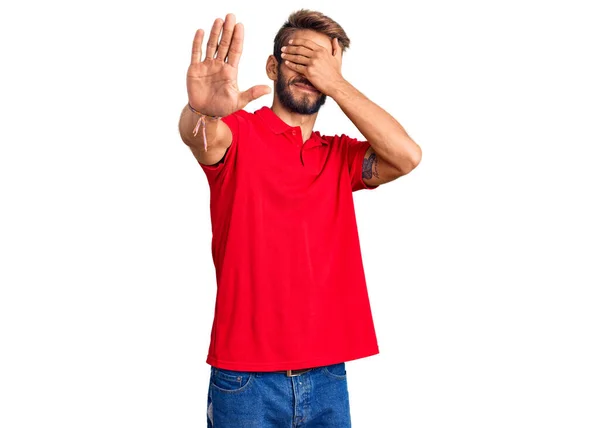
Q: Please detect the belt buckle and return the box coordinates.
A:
[286,368,310,377]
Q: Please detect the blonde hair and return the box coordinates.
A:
[273,9,350,63]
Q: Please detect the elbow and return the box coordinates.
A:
[395,144,422,176]
[410,144,422,170]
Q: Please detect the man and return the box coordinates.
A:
[178,9,421,428]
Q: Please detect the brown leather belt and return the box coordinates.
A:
[275,368,314,377]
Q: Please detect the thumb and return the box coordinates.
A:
[239,85,272,107]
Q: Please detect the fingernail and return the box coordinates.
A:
[281,46,286,51]
[288,39,293,44]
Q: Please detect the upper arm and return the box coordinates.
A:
[360,145,403,188]
[347,138,401,191]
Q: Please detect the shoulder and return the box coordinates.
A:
[317,132,363,148]
[221,108,264,130]
[222,108,252,124]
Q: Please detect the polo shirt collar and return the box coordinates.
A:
[255,106,329,145]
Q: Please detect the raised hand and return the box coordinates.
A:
[187,14,271,118]
[280,37,345,96]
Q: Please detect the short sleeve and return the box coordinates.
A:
[198,111,241,187]
[345,135,380,192]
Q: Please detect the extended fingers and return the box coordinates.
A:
[216,13,236,61]
[205,18,223,60]
[281,52,310,65]
[226,22,244,68]
[284,60,306,73]
[288,38,321,52]
[191,29,204,64]
[281,44,313,58]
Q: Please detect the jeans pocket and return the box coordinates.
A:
[210,367,254,393]
[323,362,347,380]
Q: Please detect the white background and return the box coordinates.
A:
[1,0,599,427]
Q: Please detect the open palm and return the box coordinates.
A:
[187,14,271,118]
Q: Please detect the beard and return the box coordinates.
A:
[275,67,327,115]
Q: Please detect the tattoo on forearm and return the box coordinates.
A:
[362,151,380,180]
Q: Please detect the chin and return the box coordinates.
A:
[275,79,326,115]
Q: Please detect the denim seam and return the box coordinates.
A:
[210,373,256,394]
[322,367,347,380]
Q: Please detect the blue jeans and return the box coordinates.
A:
[207,362,351,427]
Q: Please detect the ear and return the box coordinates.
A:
[333,38,343,59]
[266,55,279,81]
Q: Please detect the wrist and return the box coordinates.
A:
[330,79,359,102]
[187,102,221,153]
[188,103,220,119]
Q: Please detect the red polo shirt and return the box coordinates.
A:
[199,106,380,371]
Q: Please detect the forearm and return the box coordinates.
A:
[331,80,422,173]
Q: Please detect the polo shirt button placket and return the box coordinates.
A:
[291,129,301,148]
[291,129,304,165]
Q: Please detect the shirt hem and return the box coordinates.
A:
[206,347,380,371]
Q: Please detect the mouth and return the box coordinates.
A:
[292,81,319,93]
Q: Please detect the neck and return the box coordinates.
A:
[271,98,318,143]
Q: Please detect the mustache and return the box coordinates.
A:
[290,78,315,87]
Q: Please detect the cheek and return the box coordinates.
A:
[281,66,300,80]
[286,74,298,86]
